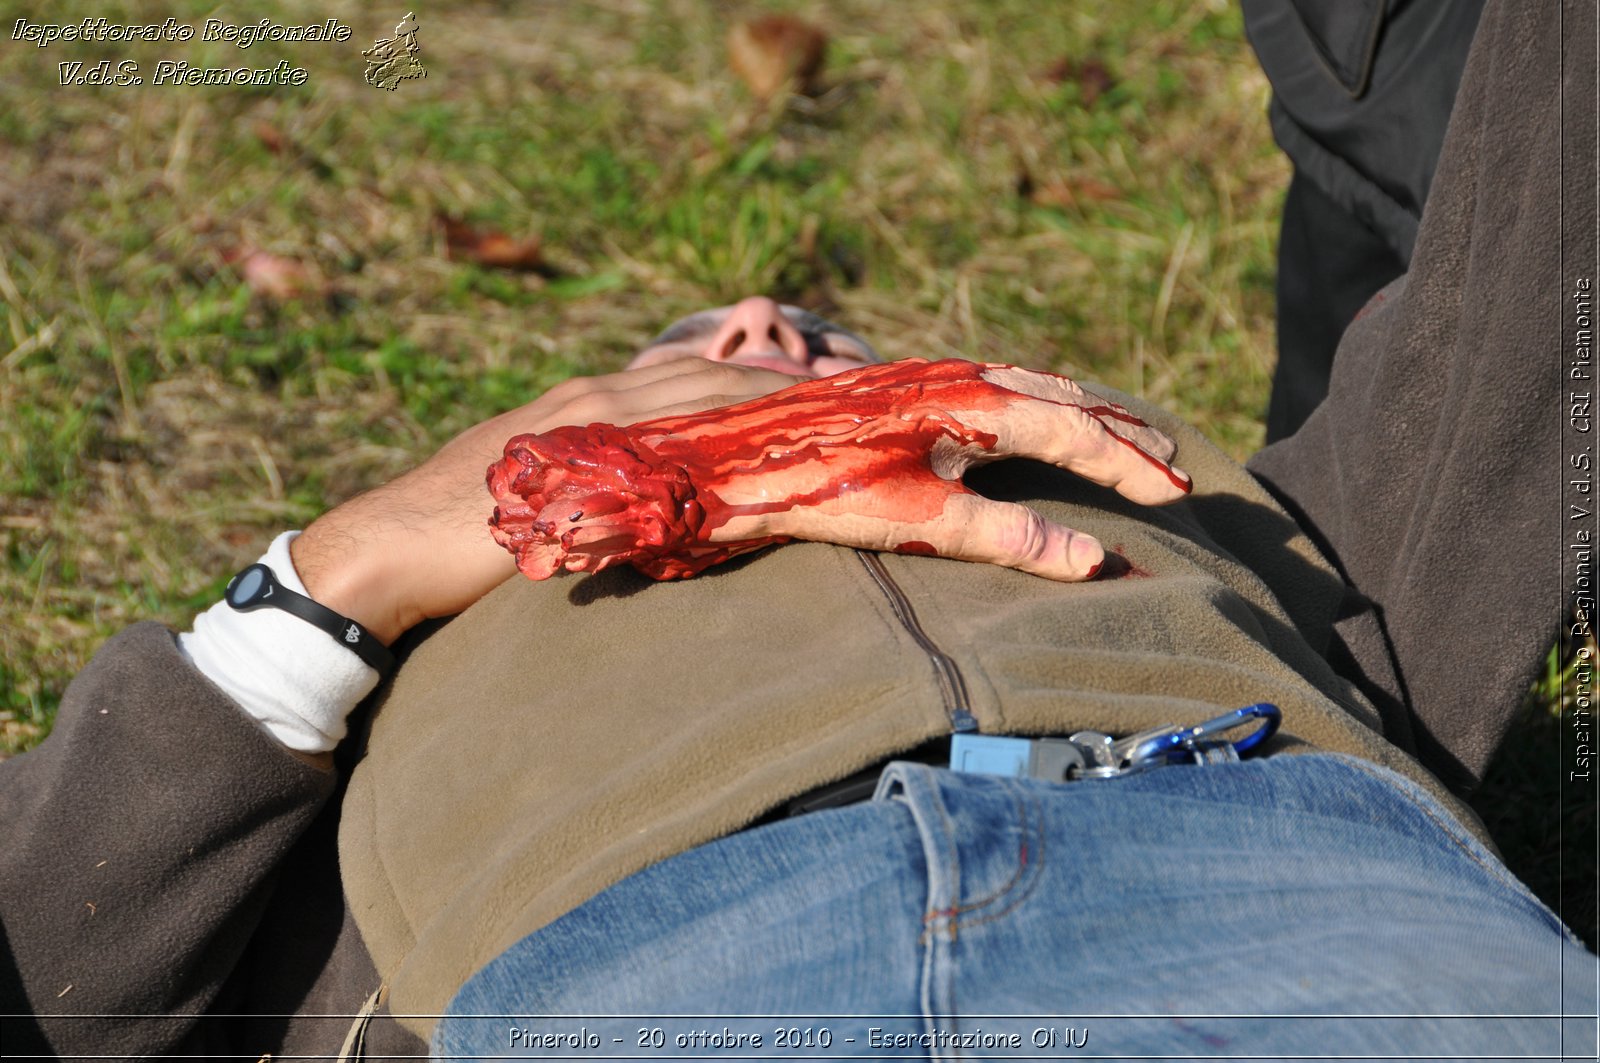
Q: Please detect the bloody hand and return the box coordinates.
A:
[487,358,1191,582]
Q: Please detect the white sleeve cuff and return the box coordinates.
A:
[178,531,381,753]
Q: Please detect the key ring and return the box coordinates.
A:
[949,703,1283,782]
[1122,702,1281,767]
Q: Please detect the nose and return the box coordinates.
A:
[705,297,810,368]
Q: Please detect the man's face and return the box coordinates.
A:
[627,296,879,379]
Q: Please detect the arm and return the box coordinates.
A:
[0,624,334,1057]
[289,357,806,640]
[0,357,801,1057]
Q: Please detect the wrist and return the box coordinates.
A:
[291,505,415,646]
[180,531,383,753]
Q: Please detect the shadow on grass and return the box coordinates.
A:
[1472,693,1599,951]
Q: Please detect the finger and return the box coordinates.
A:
[530,362,799,433]
[529,356,780,411]
[942,393,1190,505]
[605,362,798,422]
[923,493,1105,580]
[453,357,736,444]
[977,365,1178,463]
[761,491,1106,581]
[1049,405,1191,505]
[571,353,764,393]
[644,391,792,421]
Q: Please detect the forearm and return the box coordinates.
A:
[284,357,810,643]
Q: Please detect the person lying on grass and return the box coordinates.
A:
[3,294,1584,1062]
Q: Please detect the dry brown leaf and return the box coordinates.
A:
[727,14,828,98]
[1038,55,1116,106]
[249,121,335,180]
[253,120,287,155]
[221,247,325,302]
[439,215,546,272]
[1029,176,1123,209]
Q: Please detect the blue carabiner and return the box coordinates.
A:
[1225,702,1282,755]
[1128,702,1282,765]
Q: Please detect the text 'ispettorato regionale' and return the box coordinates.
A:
[11,17,355,87]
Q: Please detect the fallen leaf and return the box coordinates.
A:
[1038,55,1116,106]
[250,120,335,179]
[1072,177,1122,202]
[1039,56,1073,84]
[221,246,325,302]
[253,120,287,155]
[1029,176,1123,209]
[439,215,545,272]
[727,14,828,98]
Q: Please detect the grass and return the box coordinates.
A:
[0,0,1592,944]
[1474,640,1600,948]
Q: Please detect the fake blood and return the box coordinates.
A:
[486,358,1172,581]
[1096,546,1153,580]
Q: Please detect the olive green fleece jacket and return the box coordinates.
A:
[340,386,1488,1042]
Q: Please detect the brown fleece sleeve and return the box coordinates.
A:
[0,622,335,1059]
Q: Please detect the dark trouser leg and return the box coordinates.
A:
[1245,0,1486,443]
[1248,0,1597,793]
[1267,174,1406,444]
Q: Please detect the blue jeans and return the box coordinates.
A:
[435,755,1596,1060]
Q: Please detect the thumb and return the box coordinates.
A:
[767,491,1108,582]
[930,492,1106,580]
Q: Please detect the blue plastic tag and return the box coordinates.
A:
[949,733,1035,777]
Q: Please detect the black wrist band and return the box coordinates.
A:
[224,563,395,675]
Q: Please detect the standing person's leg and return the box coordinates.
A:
[1248,0,1598,791]
[1268,174,1406,443]
[1242,0,1486,442]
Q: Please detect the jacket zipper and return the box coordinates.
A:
[855,550,977,732]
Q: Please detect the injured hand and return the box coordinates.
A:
[487,358,1191,582]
